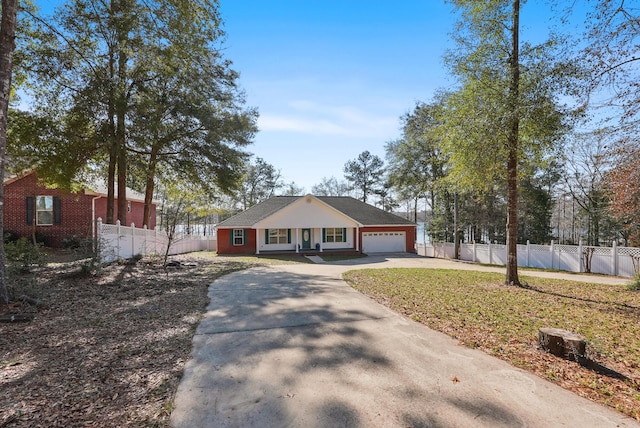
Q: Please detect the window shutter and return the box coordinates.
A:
[343,228,347,242]
[322,228,326,243]
[26,196,34,225]
[287,229,291,244]
[243,229,248,245]
[229,229,234,246]
[265,229,269,244]
[53,197,62,225]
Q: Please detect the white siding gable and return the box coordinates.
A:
[254,195,358,228]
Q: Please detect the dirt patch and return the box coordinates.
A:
[0,253,254,427]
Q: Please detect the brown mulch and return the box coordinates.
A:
[0,253,254,428]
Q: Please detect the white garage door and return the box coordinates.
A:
[362,231,406,253]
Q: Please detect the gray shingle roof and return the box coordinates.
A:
[317,196,415,225]
[217,197,299,227]
[217,196,415,228]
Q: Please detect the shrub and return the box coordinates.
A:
[62,235,84,249]
[75,238,103,276]
[79,255,102,276]
[627,274,640,292]
[3,231,19,244]
[5,238,47,273]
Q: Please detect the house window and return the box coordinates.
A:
[233,229,244,245]
[268,228,289,244]
[127,201,132,212]
[36,196,54,225]
[324,227,345,243]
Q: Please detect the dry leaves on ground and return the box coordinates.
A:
[0,253,252,427]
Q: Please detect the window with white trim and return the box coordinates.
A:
[268,228,289,244]
[36,196,54,225]
[233,229,244,245]
[324,227,344,243]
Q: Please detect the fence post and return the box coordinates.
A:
[472,241,477,263]
[489,241,493,265]
[550,240,554,270]
[578,240,583,272]
[526,240,530,267]
[96,217,103,258]
[116,220,121,259]
[131,222,135,258]
[143,225,148,256]
[558,245,562,271]
[612,241,618,276]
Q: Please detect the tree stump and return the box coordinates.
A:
[539,328,586,361]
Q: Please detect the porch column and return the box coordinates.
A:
[356,226,360,251]
[296,228,299,253]
[256,229,260,254]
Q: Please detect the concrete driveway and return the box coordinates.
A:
[171,254,638,427]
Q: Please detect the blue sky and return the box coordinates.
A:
[218,1,459,192]
[218,1,571,193]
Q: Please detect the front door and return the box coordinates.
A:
[302,228,311,249]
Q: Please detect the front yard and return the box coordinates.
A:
[0,252,308,427]
[343,268,640,420]
[2,255,638,425]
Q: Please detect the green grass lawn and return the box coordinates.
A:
[343,268,640,419]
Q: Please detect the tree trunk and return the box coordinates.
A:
[506,0,521,286]
[106,49,116,224]
[143,148,157,228]
[0,0,18,305]
[107,143,116,224]
[430,190,436,244]
[592,198,600,246]
[117,130,127,225]
[116,49,127,225]
[454,192,460,259]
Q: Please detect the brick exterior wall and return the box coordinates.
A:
[216,228,257,254]
[93,198,156,229]
[4,172,156,248]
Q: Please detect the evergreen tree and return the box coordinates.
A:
[343,150,385,204]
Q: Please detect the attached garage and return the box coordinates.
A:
[362,231,407,253]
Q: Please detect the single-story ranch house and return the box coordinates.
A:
[216,195,416,255]
[4,170,156,247]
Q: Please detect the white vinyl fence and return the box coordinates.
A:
[417,240,640,278]
[96,218,217,263]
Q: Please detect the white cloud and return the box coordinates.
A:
[258,115,351,135]
[258,102,398,139]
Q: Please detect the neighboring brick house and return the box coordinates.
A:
[216,195,416,255]
[4,171,156,247]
